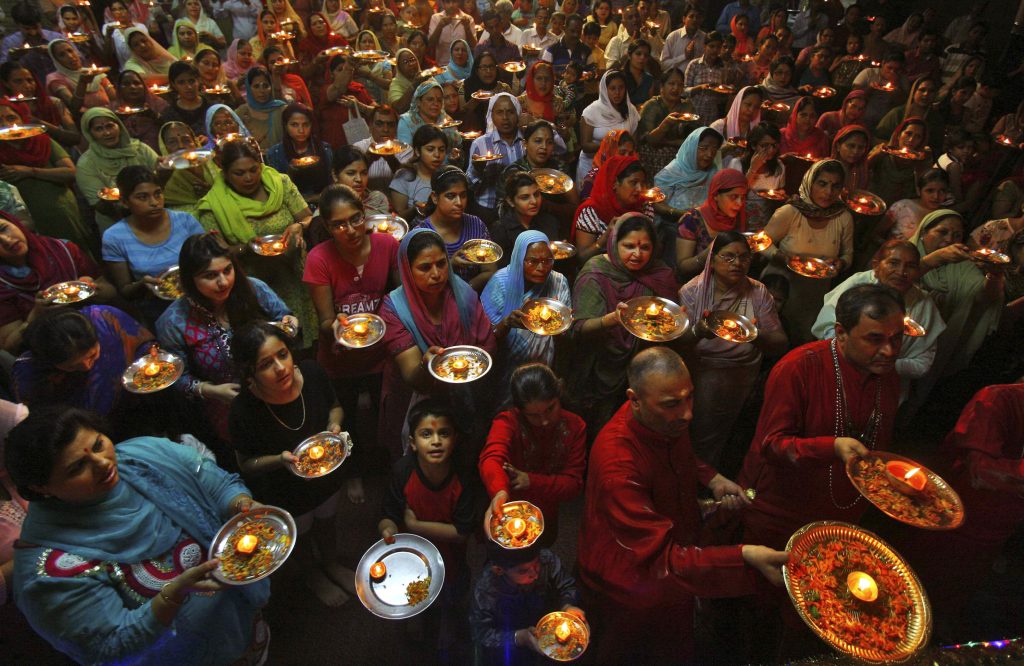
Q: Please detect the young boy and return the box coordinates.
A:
[470,541,585,665]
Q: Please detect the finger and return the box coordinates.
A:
[384,533,396,544]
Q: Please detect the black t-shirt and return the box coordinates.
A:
[228,359,344,515]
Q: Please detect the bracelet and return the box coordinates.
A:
[197,382,205,398]
[159,585,185,606]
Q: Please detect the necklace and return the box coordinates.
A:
[827,338,882,510]
[264,391,306,431]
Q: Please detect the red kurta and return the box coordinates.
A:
[739,340,901,550]
[478,408,586,531]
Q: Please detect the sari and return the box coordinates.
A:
[195,166,286,245]
[157,121,218,213]
[579,128,633,199]
[522,61,555,121]
[264,104,333,199]
[296,12,348,65]
[654,126,724,212]
[578,70,640,182]
[730,15,755,57]
[387,48,419,107]
[711,85,762,141]
[122,28,177,81]
[204,103,251,143]
[46,38,111,108]
[236,67,287,148]
[270,0,307,39]
[868,116,930,206]
[325,4,358,38]
[223,38,255,80]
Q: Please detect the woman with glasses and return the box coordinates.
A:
[303,184,399,503]
[677,231,788,470]
[674,169,749,279]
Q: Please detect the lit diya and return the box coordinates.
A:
[641,187,666,203]
[147,84,170,95]
[786,255,838,279]
[764,101,791,113]
[210,505,296,585]
[971,247,1012,265]
[903,316,926,337]
[549,240,577,260]
[419,66,446,77]
[472,149,504,162]
[97,186,121,201]
[203,84,231,96]
[40,280,96,305]
[434,117,462,129]
[0,123,47,141]
[710,84,735,94]
[471,90,495,100]
[368,139,408,155]
[644,19,661,30]
[321,45,351,57]
[366,213,409,240]
[619,296,690,342]
[813,86,836,99]
[703,310,758,343]
[335,313,386,349]
[250,234,288,256]
[995,134,1020,148]
[459,130,483,140]
[739,53,754,62]
[290,431,352,478]
[845,190,887,216]
[501,60,526,73]
[272,57,296,67]
[270,319,298,337]
[289,155,320,168]
[744,230,773,252]
[531,168,573,195]
[534,612,590,661]
[756,188,787,202]
[521,42,541,53]
[846,452,964,530]
[881,145,925,161]
[121,345,184,393]
[352,49,387,61]
[80,65,110,75]
[269,30,295,40]
[114,105,145,115]
[782,521,932,663]
[669,111,700,122]
[489,500,544,549]
[4,93,36,103]
[66,32,91,43]
[790,152,818,162]
[458,239,502,263]
[428,345,492,383]
[355,533,445,619]
[148,265,183,301]
[521,297,573,336]
[160,148,213,170]
[870,81,897,92]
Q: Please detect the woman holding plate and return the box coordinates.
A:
[265,103,334,206]
[567,213,677,438]
[45,38,116,112]
[674,168,749,280]
[459,51,513,133]
[636,68,697,177]
[652,127,724,232]
[228,322,353,607]
[574,154,651,266]
[677,230,787,470]
[157,121,219,215]
[499,120,579,225]
[110,71,169,152]
[396,79,462,146]
[867,117,932,207]
[6,407,271,665]
[235,66,287,149]
[759,159,853,344]
[390,125,450,222]
[490,172,561,267]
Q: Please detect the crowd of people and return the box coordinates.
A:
[0,0,1022,663]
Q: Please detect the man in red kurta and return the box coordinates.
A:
[577,347,789,664]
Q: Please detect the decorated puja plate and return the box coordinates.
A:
[619,296,689,342]
[744,230,773,252]
[210,505,296,585]
[846,190,887,216]
[669,111,700,122]
[535,612,590,661]
[356,533,445,619]
[549,240,577,260]
[501,61,526,73]
[97,186,120,201]
[521,298,572,336]
[756,189,786,201]
[787,256,838,279]
[335,313,386,349]
[290,431,352,478]
[352,49,387,61]
[532,168,573,195]
[0,123,47,141]
[366,214,409,241]
[41,280,95,304]
[704,309,758,343]
[846,452,964,530]
[121,347,184,394]
[458,239,502,264]
[250,234,288,257]
[159,148,213,170]
[148,265,183,301]
[489,500,544,549]
[971,248,1011,265]
[903,316,926,337]
[812,86,837,98]
[881,145,926,161]
[368,139,408,156]
[428,345,492,383]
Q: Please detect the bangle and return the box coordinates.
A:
[197,382,205,398]
[159,585,185,606]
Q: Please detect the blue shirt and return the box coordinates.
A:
[467,130,526,209]
[102,210,205,279]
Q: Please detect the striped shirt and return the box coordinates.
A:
[467,131,526,210]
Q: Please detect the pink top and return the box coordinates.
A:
[46,71,112,109]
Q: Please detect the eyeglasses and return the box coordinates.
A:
[716,252,752,264]
[328,212,365,230]
[524,256,555,268]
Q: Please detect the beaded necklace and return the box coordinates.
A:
[827,338,882,510]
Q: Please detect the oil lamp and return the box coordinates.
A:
[236,534,258,555]
[847,571,878,602]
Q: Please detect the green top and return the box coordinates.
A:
[14,140,92,256]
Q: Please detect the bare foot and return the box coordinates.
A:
[322,562,357,595]
[346,477,366,504]
[305,568,349,607]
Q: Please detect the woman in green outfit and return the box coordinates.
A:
[195,139,318,340]
[0,100,87,255]
[75,107,160,232]
[158,121,218,215]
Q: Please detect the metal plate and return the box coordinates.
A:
[148,265,183,301]
[812,86,837,98]
[434,117,461,129]
[618,296,690,342]
[148,84,170,95]
[783,521,931,663]
[210,506,296,585]
[705,309,758,343]
[368,139,408,156]
[903,316,926,337]
[846,190,887,216]
[121,349,184,394]
[881,145,926,161]
[532,168,574,195]
[870,81,898,92]
[356,533,445,619]
[335,313,386,349]
[5,95,37,103]
[521,297,572,336]
[420,66,446,78]
[535,612,590,661]
[764,101,791,113]
[460,130,483,140]
[0,123,46,141]
[501,61,526,73]
[114,105,145,115]
[710,84,735,94]
[428,345,492,384]
[40,280,95,304]
[787,256,838,279]
[270,319,297,337]
[549,240,577,260]
[488,500,544,549]
[290,431,352,478]
[250,234,288,256]
[290,155,320,168]
[971,248,1011,265]
[97,186,120,201]
[352,49,387,61]
[458,238,502,264]
[668,111,700,122]
[640,187,666,203]
[471,151,504,162]
[80,66,111,75]
[471,90,495,100]
[159,148,213,170]
[366,214,408,241]
[846,452,964,530]
[203,85,232,96]
[744,231,773,252]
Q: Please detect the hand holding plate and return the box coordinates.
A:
[742,544,789,587]
[834,436,868,463]
[483,489,509,535]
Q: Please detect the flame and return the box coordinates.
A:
[308,445,325,460]
[352,322,368,335]
[506,517,527,537]
[903,466,920,481]
[236,534,258,554]
[539,305,552,321]
[646,303,662,317]
[143,362,161,377]
[555,621,572,642]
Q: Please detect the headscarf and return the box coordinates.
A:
[523,61,555,121]
[698,168,748,233]
[325,2,356,37]
[406,78,453,130]
[79,107,154,179]
[122,27,177,77]
[838,89,867,127]
[223,38,254,80]
[780,96,830,157]
[654,127,723,207]
[443,39,474,81]
[485,92,521,135]
[354,29,382,52]
[256,12,283,48]
[482,230,551,321]
[722,85,762,140]
[204,103,251,140]
[0,211,87,321]
[2,68,63,128]
[103,0,149,26]
[0,100,53,168]
[885,14,922,49]
[831,124,870,191]
[157,121,218,207]
[390,47,418,91]
[575,154,644,229]
[591,130,634,172]
[244,66,287,111]
[582,70,639,131]
[47,37,105,93]
[887,115,927,150]
[168,19,213,60]
[388,228,478,352]
[789,159,849,220]
[270,0,307,39]
[297,12,347,62]
[182,1,222,41]
[195,165,287,245]
[909,208,960,248]
[760,67,798,103]
[903,75,935,118]
[730,15,754,57]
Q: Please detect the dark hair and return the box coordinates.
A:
[835,284,905,333]
[815,159,847,182]
[616,214,657,246]
[406,229,446,263]
[710,230,749,254]
[246,65,272,89]
[128,30,150,49]
[319,182,363,215]
[705,30,724,45]
[169,61,199,88]
[421,165,469,217]
[660,67,684,85]
[698,127,725,148]
[22,308,98,369]
[582,20,601,37]
[217,137,263,170]
[332,145,369,174]
[503,171,538,203]
[603,70,629,119]
[230,321,295,384]
[722,34,737,48]
[616,161,646,186]
[406,29,428,47]
[406,398,456,434]
[917,167,949,190]
[117,69,144,88]
[280,103,325,161]
[565,13,583,29]
[59,5,80,18]
[397,124,448,183]
[523,119,556,141]
[742,123,781,174]
[5,407,107,501]
[11,1,42,25]
[770,55,795,75]
[486,538,541,569]
[195,49,221,67]
[881,50,905,64]
[179,232,269,327]
[370,104,398,121]
[510,363,561,408]
[872,239,919,264]
[0,62,32,91]
[116,164,159,197]
[627,38,651,57]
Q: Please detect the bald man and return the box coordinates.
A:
[577,347,788,664]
